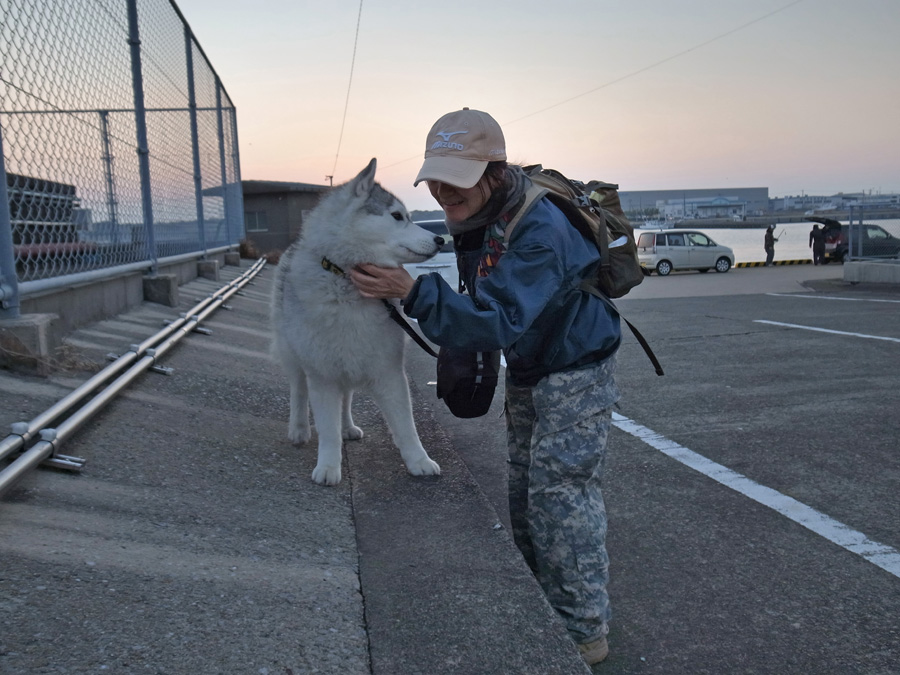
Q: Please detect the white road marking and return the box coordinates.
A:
[612,412,900,579]
[767,293,900,304]
[753,320,900,343]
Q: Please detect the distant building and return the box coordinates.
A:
[619,188,769,218]
[848,194,900,208]
[772,192,900,213]
[658,195,747,220]
[241,180,330,253]
[772,193,847,213]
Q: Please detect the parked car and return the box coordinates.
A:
[806,217,900,263]
[403,220,459,290]
[636,229,735,276]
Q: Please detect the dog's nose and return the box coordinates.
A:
[433,236,444,247]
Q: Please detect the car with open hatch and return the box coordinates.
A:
[636,228,735,276]
[806,217,900,263]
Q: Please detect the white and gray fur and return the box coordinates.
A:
[271,158,442,485]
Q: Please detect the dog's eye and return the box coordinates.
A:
[390,211,404,221]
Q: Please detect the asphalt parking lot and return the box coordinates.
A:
[412,264,900,674]
[1,262,898,674]
[607,270,900,674]
[609,272,899,674]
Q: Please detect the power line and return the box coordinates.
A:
[330,0,364,182]
[382,0,806,171]
[505,0,806,126]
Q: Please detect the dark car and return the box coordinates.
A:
[806,217,900,263]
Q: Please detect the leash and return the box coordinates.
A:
[321,257,439,358]
[382,301,439,358]
[579,280,664,376]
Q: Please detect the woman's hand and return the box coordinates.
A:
[349,263,416,299]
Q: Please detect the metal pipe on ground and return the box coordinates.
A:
[0,259,266,499]
[0,258,263,463]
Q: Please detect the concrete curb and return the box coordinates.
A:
[347,394,590,675]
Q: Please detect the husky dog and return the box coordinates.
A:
[271,158,443,486]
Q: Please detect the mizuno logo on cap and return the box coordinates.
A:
[435,130,468,141]
[430,140,464,151]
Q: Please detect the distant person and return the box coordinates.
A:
[809,224,826,265]
[764,224,779,266]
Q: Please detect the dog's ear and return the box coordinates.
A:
[353,158,377,198]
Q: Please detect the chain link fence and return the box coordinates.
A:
[0,0,244,319]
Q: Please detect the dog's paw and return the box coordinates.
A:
[342,425,364,441]
[406,456,441,477]
[288,424,311,445]
[311,464,342,486]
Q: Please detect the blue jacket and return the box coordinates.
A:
[403,197,621,386]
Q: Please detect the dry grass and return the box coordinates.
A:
[239,238,260,259]
[0,341,102,377]
[239,238,282,266]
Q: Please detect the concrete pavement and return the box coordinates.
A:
[3,260,899,674]
[402,263,900,674]
[0,259,588,674]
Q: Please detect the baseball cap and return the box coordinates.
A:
[414,108,506,189]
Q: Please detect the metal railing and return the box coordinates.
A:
[0,0,244,320]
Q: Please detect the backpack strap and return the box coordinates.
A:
[501,188,663,376]
[511,184,611,276]
[588,191,611,278]
[579,280,664,376]
[503,185,548,243]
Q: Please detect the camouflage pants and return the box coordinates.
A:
[505,357,619,644]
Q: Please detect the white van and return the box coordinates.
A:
[637,229,734,276]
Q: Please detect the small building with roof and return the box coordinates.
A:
[241,180,330,253]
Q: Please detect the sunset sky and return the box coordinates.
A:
[178,0,899,212]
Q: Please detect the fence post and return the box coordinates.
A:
[215,78,232,245]
[855,204,865,258]
[126,0,157,275]
[0,121,20,320]
[184,26,207,257]
[229,108,245,243]
[99,111,120,242]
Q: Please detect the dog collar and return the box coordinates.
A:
[321,257,345,276]
[319,254,439,358]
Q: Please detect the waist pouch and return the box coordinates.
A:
[436,348,502,418]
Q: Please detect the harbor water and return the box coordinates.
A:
[691,219,900,265]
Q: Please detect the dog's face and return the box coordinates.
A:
[342,159,442,267]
